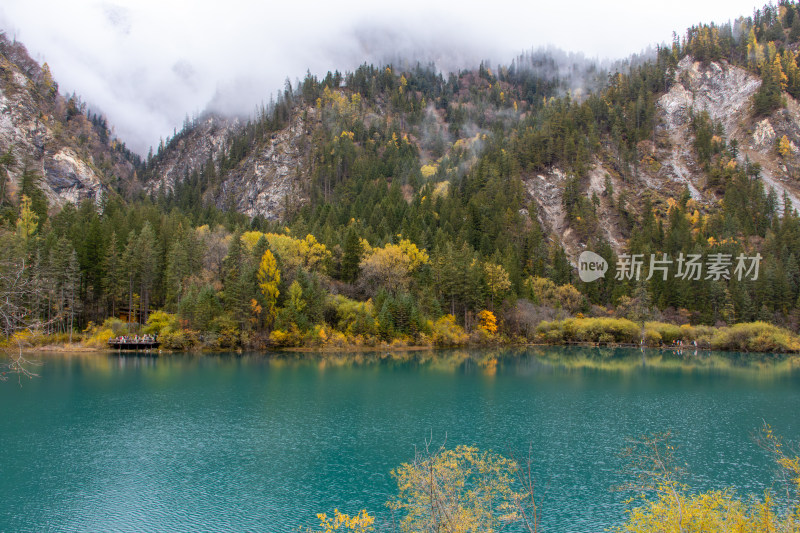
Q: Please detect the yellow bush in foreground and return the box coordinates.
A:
[389,445,533,533]
[305,509,374,533]
[144,310,180,336]
[645,321,682,344]
[616,426,800,533]
[269,326,303,347]
[144,311,199,350]
[617,489,786,533]
[306,426,800,533]
[3,330,80,348]
[83,328,113,348]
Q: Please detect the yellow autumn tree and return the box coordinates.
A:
[298,234,331,271]
[477,310,498,335]
[747,27,765,69]
[484,262,511,311]
[359,239,429,295]
[556,284,585,314]
[688,209,701,227]
[782,50,800,95]
[526,276,559,306]
[41,62,53,85]
[240,230,265,251]
[388,445,536,533]
[767,41,778,65]
[772,53,788,91]
[396,239,429,270]
[259,233,331,273]
[288,280,306,314]
[15,195,38,241]
[40,62,56,97]
[257,249,280,326]
[420,164,437,178]
[526,276,586,314]
[779,135,794,158]
[318,86,362,127]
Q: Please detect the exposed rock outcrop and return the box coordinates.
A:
[0,35,136,209]
[145,109,310,220]
[660,56,761,135]
[217,111,310,219]
[145,114,240,193]
[658,55,800,212]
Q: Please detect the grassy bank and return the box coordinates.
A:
[0,331,95,352]
[9,315,800,356]
[536,318,800,353]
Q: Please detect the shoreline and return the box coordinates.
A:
[18,343,103,353]
[12,340,800,357]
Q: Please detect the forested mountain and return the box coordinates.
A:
[5,2,800,348]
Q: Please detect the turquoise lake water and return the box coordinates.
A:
[1,347,799,532]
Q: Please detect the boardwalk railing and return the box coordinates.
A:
[108,338,160,351]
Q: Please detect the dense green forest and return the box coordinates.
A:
[5,2,800,350]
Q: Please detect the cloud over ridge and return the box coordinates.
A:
[0,0,760,154]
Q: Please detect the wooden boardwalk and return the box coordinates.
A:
[108,340,160,351]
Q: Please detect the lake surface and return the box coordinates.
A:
[1,347,799,532]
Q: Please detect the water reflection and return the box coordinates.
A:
[9,346,798,382]
[236,346,800,376]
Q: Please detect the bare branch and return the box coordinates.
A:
[0,257,55,382]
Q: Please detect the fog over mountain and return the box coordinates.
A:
[0,0,760,154]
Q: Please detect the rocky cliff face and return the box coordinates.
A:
[145,109,311,220]
[520,55,800,257]
[216,111,311,219]
[0,35,137,209]
[658,55,800,211]
[660,56,760,136]
[145,114,240,193]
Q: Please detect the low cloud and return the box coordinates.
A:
[0,0,760,154]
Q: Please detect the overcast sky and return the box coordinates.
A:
[0,0,762,154]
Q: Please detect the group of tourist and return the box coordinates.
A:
[669,339,699,348]
[110,334,157,343]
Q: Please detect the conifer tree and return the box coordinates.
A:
[103,231,124,317]
[123,233,139,324]
[164,236,189,311]
[222,230,249,328]
[137,223,157,323]
[19,168,48,225]
[341,227,362,283]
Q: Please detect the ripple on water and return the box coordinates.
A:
[0,349,799,532]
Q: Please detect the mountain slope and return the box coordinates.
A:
[659,55,800,211]
[0,32,139,210]
[138,51,800,260]
[145,109,311,220]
